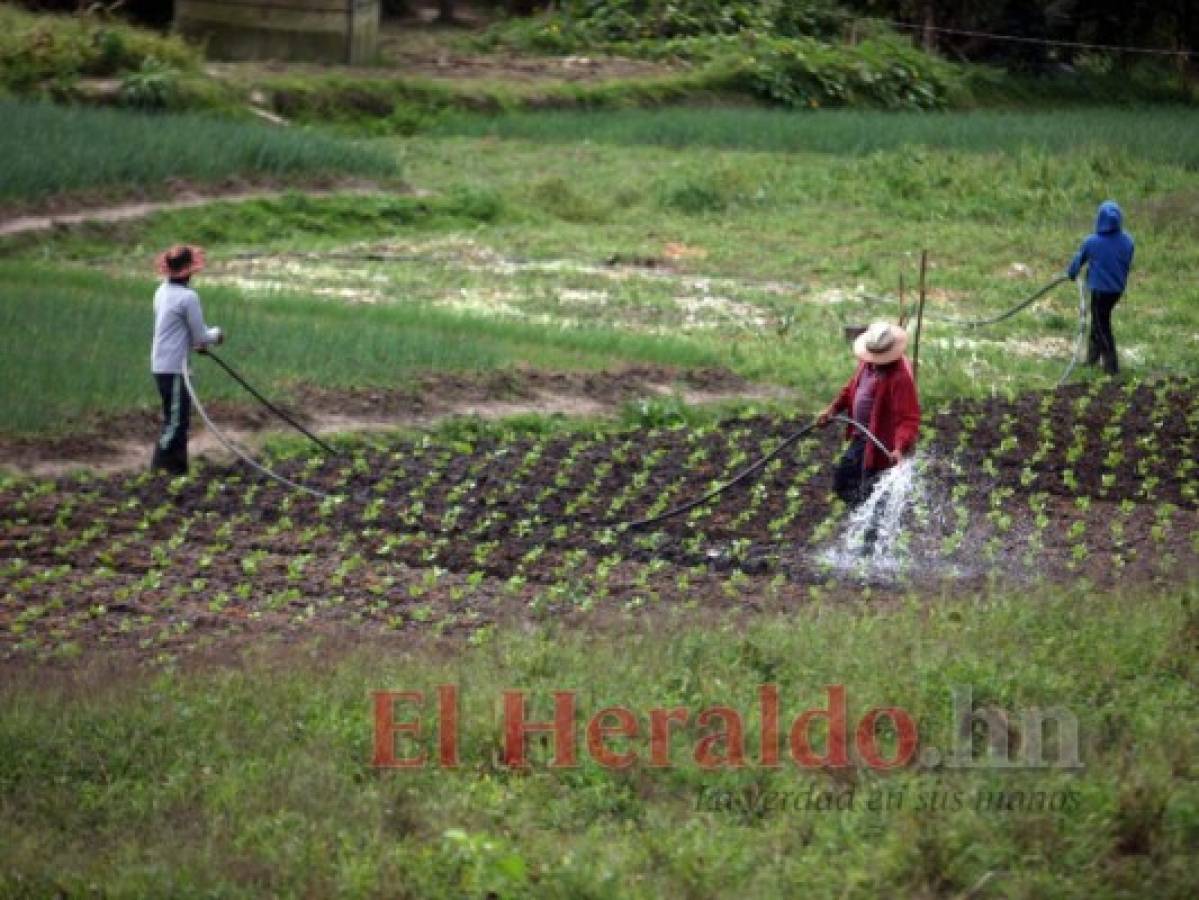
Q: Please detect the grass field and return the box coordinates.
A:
[0,259,719,436]
[435,106,1199,168]
[4,107,1197,435]
[0,101,400,207]
[2,583,1196,895]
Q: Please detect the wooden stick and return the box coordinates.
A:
[912,250,928,382]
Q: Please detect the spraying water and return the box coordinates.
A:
[819,456,927,577]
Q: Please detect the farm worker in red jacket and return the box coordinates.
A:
[817,321,921,506]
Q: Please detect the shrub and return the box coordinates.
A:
[0,6,199,94]
[546,0,845,43]
[475,1,847,53]
[478,6,959,112]
[728,34,958,110]
[657,176,728,214]
[529,176,608,222]
[119,57,180,110]
[448,185,506,222]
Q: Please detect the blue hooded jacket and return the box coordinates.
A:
[1067,200,1134,293]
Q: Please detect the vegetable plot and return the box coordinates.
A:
[1,379,1196,662]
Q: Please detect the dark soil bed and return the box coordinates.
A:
[1,377,1196,664]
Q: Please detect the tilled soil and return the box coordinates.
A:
[1,378,1196,665]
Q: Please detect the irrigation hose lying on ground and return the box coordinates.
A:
[1057,278,1090,387]
[912,274,1092,385]
[182,355,339,501]
[181,273,1090,516]
[183,356,891,532]
[920,275,1069,328]
[623,414,890,531]
[201,349,338,456]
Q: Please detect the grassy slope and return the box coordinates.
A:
[1,4,1193,143]
[405,109,1199,392]
[0,5,199,89]
[1,583,1196,895]
[5,107,1196,434]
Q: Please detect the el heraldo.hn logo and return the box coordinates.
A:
[372,684,1081,770]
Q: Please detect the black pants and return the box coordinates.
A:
[832,438,881,507]
[1087,290,1121,375]
[151,373,190,475]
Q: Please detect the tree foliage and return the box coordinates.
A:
[842,0,1197,71]
[488,0,1195,70]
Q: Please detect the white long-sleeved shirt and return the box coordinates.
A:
[151,281,217,374]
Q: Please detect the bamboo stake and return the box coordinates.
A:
[912,250,928,382]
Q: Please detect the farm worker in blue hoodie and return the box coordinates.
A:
[1066,200,1134,375]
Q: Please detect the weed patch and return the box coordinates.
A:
[0,100,400,207]
[529,176,609,223]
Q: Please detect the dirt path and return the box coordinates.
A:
[0,185,388,238]
[1,366,791,478]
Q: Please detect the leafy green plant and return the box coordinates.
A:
[119,56,180,110]
[0,6,198,93]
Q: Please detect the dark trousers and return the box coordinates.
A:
[1087,290,1121,374]
[151,373,190,475]
[832,438,880,507]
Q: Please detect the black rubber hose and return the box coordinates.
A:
[200,350,339,456]
[921,276,1069,328]
[623,414,889,531]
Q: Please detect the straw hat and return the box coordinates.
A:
[853,321,908,365]
[156,244,206,279]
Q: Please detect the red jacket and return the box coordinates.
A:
[829,357,921,471]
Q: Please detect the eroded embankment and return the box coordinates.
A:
[0,366,784,477]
